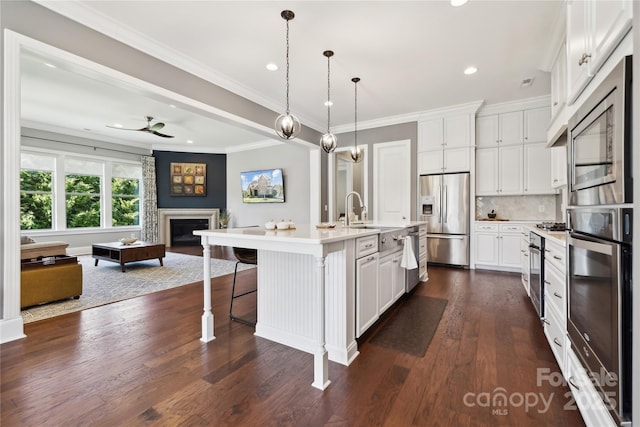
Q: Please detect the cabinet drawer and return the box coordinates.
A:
[544,260,566,322]
[356,235,378,258]
[543,304,566,373]
[500,223,522,233]
[545,239,565,272]
[418,225,427,237]
[418,238,427,256]
[475,223,498,232]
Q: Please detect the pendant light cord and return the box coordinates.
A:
[354,79,358,149]
[285,19,291,115]
[327,55,331,133]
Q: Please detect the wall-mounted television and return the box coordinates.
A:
[241,168,285,203]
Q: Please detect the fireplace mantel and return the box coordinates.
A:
[158,208,219,247]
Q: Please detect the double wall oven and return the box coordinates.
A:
[567,55,633,426]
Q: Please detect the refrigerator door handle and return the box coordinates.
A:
[442,185,447,224]
[426,234,466,240]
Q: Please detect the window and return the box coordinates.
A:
[112,163,141,226]
[20,150,142,231]
[65,158,103,228]
[20,153,54,230]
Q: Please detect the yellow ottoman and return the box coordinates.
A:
[21,259,83,308]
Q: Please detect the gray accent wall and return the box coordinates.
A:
[226,144,310,228]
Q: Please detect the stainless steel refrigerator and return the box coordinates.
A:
[419,172,470,266]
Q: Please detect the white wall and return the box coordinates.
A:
[227,143,311,228]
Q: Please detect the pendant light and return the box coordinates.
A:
[350,77,363,163]
[320,50,337,153]
[274,10,301,140]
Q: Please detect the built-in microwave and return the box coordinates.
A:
[568,55,632,206]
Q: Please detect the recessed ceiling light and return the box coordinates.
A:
[187,140,194,144]
[113,123,123,128]
[169,104,176,108]
[450,0,469,6]
[44,62,57,69]
[324,100,333,107]
[464,66,478,75]
[266,63,278,71]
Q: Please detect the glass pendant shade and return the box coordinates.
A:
[350,145,363,163]
[275,10,300,140]
[275,113,301,139]
[321,132,337,153]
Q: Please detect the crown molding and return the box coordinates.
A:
[416,100,485,121]
[476,95,551,116]
[225,139,284,154]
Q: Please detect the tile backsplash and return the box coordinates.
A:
[476,195,559,221]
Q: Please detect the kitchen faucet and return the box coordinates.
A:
[344,191,367,226]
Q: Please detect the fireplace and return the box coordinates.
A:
[170,218,209,246]
[157,208,219,247]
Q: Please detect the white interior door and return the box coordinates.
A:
[374,140,411,222]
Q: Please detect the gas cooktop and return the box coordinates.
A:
[536,222,567,231]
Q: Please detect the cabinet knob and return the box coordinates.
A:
[553,102,558,106]
[578,52,591,66]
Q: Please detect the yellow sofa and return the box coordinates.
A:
[21,261,83,308]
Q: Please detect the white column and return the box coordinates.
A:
[312,256,330,390]
[200,237,215,342]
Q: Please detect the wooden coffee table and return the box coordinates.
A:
[92,242,166,272]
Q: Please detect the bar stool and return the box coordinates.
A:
[229,246,257,326]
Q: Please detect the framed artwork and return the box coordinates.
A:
[171,162,206,196]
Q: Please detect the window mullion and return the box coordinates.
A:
[104,162,112,228]
[55,155,66,230]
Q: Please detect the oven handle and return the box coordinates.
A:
[567,233,613,256]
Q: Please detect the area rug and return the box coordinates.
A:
[21,252,252,324]
[369,295,448,357]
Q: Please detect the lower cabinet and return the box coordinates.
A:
[521,231,530,295]
[355,252,379,338]
[378,250,405,313]
[418,225,428,281]
[474,222,526,271]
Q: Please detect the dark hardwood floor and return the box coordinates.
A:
[1,247,585,426]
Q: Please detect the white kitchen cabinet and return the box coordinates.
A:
[418,225,428,282]
[566,0,632,104]
[476,146,523,196]
[475,223,527,271]
[523,107,550,144]
[524,143,555,194]
[550,41,567,119]
[550,145,568,188]
[392,251,406,302]
[378,251,405,313]
[476,111,523,147]
[355,252,379,338]
[418,147,471,174]
[418,115,469,151]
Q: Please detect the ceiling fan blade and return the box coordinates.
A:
[151,130,174,138]
[149,122,165,131]
[106,125,144,131]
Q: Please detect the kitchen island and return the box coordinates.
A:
[194,224,381,390]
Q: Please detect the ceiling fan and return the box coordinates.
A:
[106,116,174,138]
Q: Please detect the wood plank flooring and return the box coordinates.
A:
[1,247,586,426]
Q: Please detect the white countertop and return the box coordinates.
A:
[525,225,567,246]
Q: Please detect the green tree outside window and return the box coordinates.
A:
[66,174,101,228]
[20,170,53,230]
[112,177,140,226]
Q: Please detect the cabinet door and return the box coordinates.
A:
[591,0,632,73]
[550,146,568,188]
[475,148,498,195]
[475,232,499,265]
[443,147,470,173]
[499,234,523,268]
[374,140,411,222]
[551,42,567,117]
[524,107,550,144]
[378,253,394,313]
[498,145,523,195]
[356,253,379,338]
[567,0,590,104]
[418,150,443,174]
[418,118,444,151]
[443,114,469,148]
[392,251,406,301]
[498,111,523,145]
[476,115,499,147]
[524,143,554,194]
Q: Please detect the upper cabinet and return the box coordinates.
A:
[550,41,567,119]
[476,111,523,147]
[417,107,481,175]
[524,107,551,144]
[566,0,632,104]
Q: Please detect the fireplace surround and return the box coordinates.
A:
[158,208,219,247]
